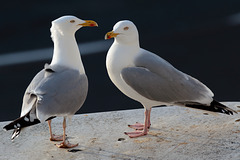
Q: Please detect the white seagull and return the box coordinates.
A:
[3,16,98,148]
[105,20,236,138]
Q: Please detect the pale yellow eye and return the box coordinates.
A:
[70,20,75,23]
[124,27,129,30]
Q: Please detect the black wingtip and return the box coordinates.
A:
[212,100,237,115]
[3,112,40,140]
[3,127,7,131]
[185,100,237,115]
[3,121,17,131]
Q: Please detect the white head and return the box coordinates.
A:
[50,16,98,71]
[105,20,139,45]
[50,15,98,39]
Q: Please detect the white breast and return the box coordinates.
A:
[106,42,163,108]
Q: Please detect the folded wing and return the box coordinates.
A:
[121,49,213,105]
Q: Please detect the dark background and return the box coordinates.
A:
[1,0,240,121]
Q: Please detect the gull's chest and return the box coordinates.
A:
[106,45,142,97]
[106,45,138,74]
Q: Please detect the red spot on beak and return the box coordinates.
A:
[90,23,95,27]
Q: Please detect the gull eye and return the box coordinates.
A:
[70,20,75,23]
[123,27,129,31]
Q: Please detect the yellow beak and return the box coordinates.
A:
[105,31,119,39]
[79,20,98,27]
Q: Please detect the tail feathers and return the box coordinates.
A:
[185,100,237,115]
[11,128,21,140]
[3,112,40,140]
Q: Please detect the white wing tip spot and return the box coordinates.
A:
[24,117,29,122]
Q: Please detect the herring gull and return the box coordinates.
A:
[105,20,237,138]
[3,15,98,148]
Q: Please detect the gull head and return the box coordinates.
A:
[50,15,98,36]
[105,20,139,45]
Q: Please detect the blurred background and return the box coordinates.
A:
[1,0,240,121]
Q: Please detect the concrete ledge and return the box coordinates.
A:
[1,102,240,160]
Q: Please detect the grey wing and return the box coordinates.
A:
[121,49,213,104]
[21,66,88,122]
[35,69,88,122]
[21,69,45,117]
[21,64,57,117]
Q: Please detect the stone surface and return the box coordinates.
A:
[1,102,240,160]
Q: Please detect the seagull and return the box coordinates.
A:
[3,16,98,148]
[105,20,237,138]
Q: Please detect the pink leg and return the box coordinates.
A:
[56,117,78,148]
[48,120,64,141]
[147,108,151,127]
[128,108,151,130]
[125,108,151,138]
